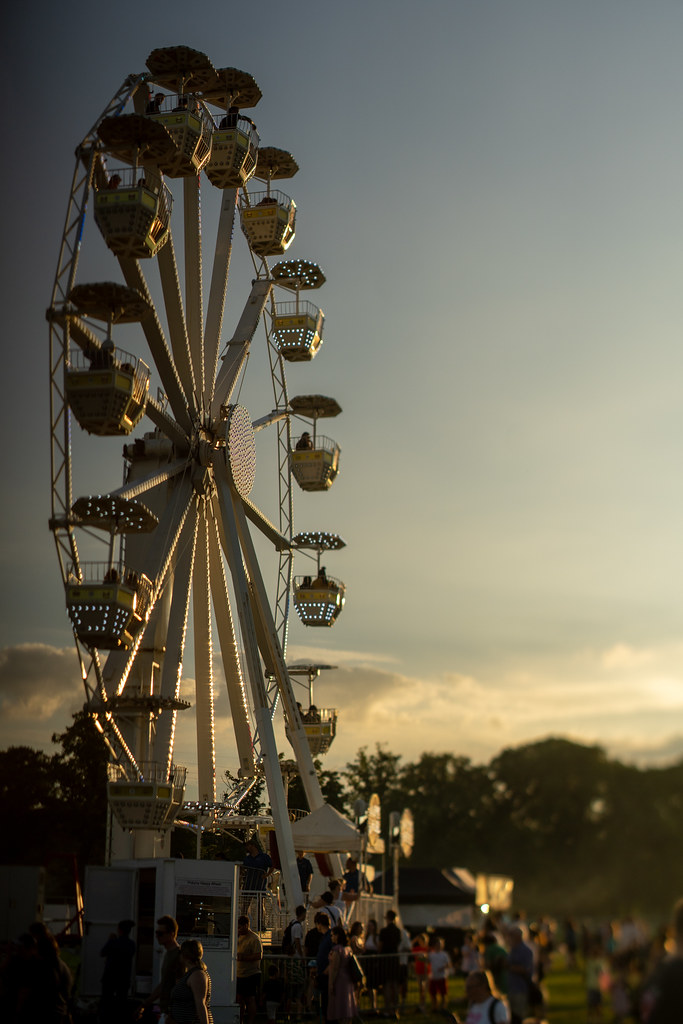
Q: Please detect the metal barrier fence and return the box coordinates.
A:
[255,951,413,1021]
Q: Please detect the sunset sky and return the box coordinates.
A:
[3,2,683,796]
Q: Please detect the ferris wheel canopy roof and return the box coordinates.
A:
[71,495,159,533]
[97,114,175,163]
[271,259,326,290]
[146,46,217,92]
[289,395,342,419]
[68,282,152,323]
[202,67,262,109]
[254,147,298,180]
[293,531,346,551]
[287,663,338,676]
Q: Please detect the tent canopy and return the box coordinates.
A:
[290,803,361,853]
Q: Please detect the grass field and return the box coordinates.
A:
[364,962,590,1024]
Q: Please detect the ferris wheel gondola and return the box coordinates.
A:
[48,46,348,908]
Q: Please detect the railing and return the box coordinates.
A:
[213,113,259,144]
[291,434,338,455]
[274,299,321,320]
[294,575,345,595]
[240,189,295,212]
[107,761,187,785]
[94,164,167,196]
[68,346,151,402]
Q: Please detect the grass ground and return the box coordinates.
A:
[356,961,590,1024]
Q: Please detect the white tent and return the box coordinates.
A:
[290,803,361,853]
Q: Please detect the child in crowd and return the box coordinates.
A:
[428,936,452,1012]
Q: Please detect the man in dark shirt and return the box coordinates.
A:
[315,912,333,1019]
[379,909,402,1015]
[100,918,135,1020]
[296,850,314,895]
[144,915,181,1016]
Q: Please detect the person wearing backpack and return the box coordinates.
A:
[282,906,307,958]
[461,971,509,1024]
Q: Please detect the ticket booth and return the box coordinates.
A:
[82,859,240,1024]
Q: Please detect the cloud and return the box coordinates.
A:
[0,644,84,752]
[3,637,683,799]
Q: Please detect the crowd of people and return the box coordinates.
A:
[2,893,682,1023]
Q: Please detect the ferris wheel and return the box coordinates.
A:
[47,46,345,903]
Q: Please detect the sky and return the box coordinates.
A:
[3,1,683,796]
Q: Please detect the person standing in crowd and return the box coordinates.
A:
[482,931,508,998]
[646,897,683,1024]
[379,909,402,1016]
[506,926,534,1024]
[428,935,452,1012]
[327,925,358,1024]
[236,915,262,1024]
[145,915,182,1017]
[411,932,430,1011]
[15,924,72,1024]
[296,851,314,897]
[169,939,212,1024]
[315,912,334,1020]
[462,970,509,1023]
[100,918,135,1022]
[363,918,381,1013]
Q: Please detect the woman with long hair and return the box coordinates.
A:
[327,926,358,1024]
[168,939,213,1024]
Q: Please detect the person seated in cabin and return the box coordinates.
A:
[301,575,313,589]
[104,568,119,583]
[303,705,321,724]
[107,173,122,190]
[146,92,164,114]
[257,195,278,206]
[90,345,115,370]
[296,432,314,451]
[173,96,189,112]
[219,106,239,129]
[312,566,329,589]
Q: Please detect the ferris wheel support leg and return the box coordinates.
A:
[207,497,257,778]
[213,475,303,910]
[204,188,238,405]
[232,496,326,816]
[193,511,217,804]
[184,175,204,403]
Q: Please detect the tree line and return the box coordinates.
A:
[1,714,681,917]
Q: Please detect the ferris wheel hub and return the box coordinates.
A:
[223,404,256,498]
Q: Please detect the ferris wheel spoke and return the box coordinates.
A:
[206,495,256,778]
[193,510,217,804]
[156,235,197,409]
[145,396,191,450]
[241,494,291,551]
[184,176,204,403]
[209,278,272,424]
[118,256,193,435]
[252,409,288,432]
[61,313,102,356]
[232,493,325,813]
[152,506,199,776]
[100,483,195,702]
[204,189,238,405]
[109,457,190,502]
